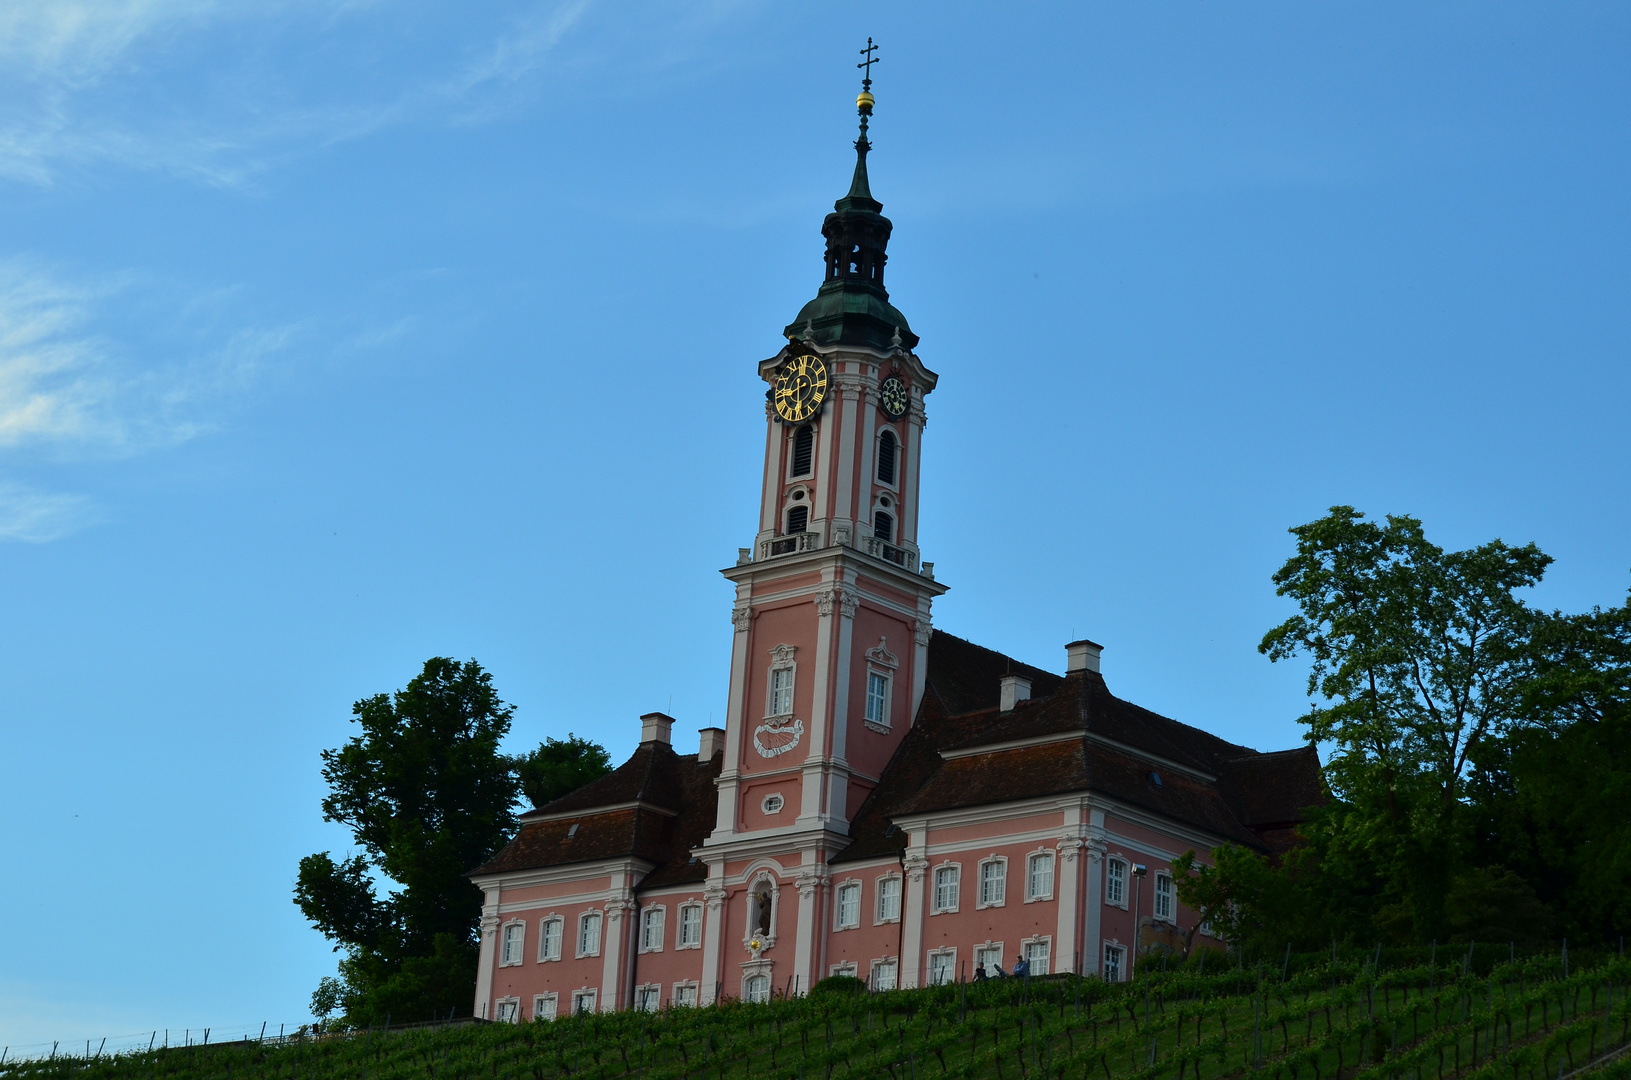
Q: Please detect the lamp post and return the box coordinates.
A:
[1130,863,1148,979]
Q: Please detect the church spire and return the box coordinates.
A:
[783,38,919,351]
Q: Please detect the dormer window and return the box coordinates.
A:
[876,429,897,484]
[790,425,814,478]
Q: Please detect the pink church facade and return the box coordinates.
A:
[468,94,1321,1023]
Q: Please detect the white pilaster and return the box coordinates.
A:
[900,836,929,988]
[473,890,499,1019]
[1085,808,1108,977]
[793,861,826,993]
[1055,838,1083,973]
[700,874,726,1005]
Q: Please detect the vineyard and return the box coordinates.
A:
[5,949,1628,1080]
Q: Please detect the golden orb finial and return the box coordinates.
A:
[856,90,875,114]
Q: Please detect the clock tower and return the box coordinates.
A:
[697,68,948,996]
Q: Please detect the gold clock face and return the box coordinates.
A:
[879,375,909,419]
[773,353,828,423]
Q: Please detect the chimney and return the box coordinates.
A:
[999,674,1031,712]
[1065,639,1103,674]
[639,712,675,745]
[697,727,725,761]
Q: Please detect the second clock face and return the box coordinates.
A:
[773,353,828,423]
[879,375,909,419]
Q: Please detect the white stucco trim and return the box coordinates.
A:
[974,855,1007,910]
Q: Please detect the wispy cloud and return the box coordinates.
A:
[0,261,295,540]
[0,0,601,188]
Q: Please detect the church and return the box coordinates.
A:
[468,71,1322,1022]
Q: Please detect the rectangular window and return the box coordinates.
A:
[744,974,771,1004]
[979,860,1005,907]
[538,916,563,961]
[495,999,519,1023]
[1105,858,1126,906]
[871,959,898,991]
[1024,938,1051,976]
[836,882,861,929]
[769,667,794,716]
[1103,943,1125,983]
[533,994,557,1021]
[641,908,664,951]
[678,904,702,948]
[928,951,956,986]
[877,876,901,922]
[572,990,597,1016]
[637,986,661,1012]
[865,672,890,727]
[1154,872,1173,921]
[975,944,1004,977]
[501,923,524,966]
[831,962,858,978]
[673,984,698,1008]
[933,865,960,913]
[578,912,602,957]
[1028,853,1055,901]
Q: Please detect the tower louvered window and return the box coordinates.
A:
[873,510,893,543]
[787,505,809,534]
[791,425,814,477]
[876,429,897,484]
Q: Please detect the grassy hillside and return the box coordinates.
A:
[6,950,1628,1080]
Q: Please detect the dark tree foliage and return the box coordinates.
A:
[515,734,613,809]
[295,657,520,1026]
[1173,509,1629,954]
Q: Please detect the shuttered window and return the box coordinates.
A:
[787,505,809,534]
[791,425,814,477]
[876,429,897,484]
[873,510,893,543]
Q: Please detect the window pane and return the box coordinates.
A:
[929,953,954,985]
[872,961,898,991]
[1107,859,1125,904]
[1026,940,1050,975]
[866,673,888,724]
[878,877,901,921]
[1030,854,1054,899]
[541,918,561,960]
[770,667,793,716]
[680,905,701,946]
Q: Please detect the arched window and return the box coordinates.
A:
[790,425,814,477]
[786,505,809,535]
[744,973,771,1004]
[873,510,893,543]
[876,429,897,484]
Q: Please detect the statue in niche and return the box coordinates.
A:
[754,886,773,937]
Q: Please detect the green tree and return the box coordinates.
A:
[1259,506,1551,940]
[295,657,520,1026]
[515,734,612,809]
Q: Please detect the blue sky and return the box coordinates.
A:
[1,0,1627,1050]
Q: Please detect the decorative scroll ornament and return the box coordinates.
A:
[913,616,932,645]
[1057,837,1086,864]
[731,606,752,632]
[753,715,805,758]
[866,637,898,669]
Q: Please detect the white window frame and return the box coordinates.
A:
[576,910,603,958]
[761,792,785,815]
[676,902,703,949]
[1021,935,1052,976]
[870,957,899,991]
[875,873,903,924]
[640,905,665,953]
[787,425,816,481]
[932,862,961,914]
[537,914,563,962]
[672,982,699,1008]
[976,856,1007,909]
[533,993,558,1021]
[743,972,771,1004]
[494,996,520,1023]
[974,940,1005,978]
[830,961,859,978]
[875,427,901,488]
[635,984,662,1012]
[766,646,797,718]
[834,880,862,930]
[1153,871,1174,922]
[1105,857,1128,907]
[927,948,957,986]
[864,670,891,730]
[1103,942,1126,983]
[571,988,598,1016]
[499,920,526,967]
[1025,850,1056,903]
